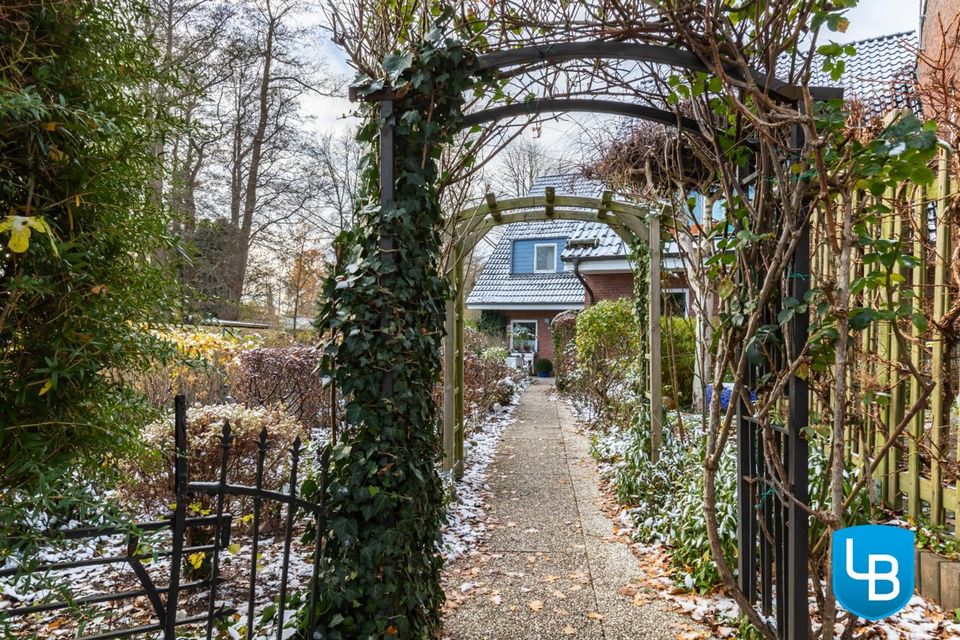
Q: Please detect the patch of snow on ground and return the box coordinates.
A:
[441,381,527,562]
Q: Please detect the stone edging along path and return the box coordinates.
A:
[442,379,704,639]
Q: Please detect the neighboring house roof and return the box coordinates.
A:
[465,219,585,309]
[528,173,605,198]
[777,31,919,119]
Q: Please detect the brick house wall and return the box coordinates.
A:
[580,272,696,316]
[501,310,562,363]
[920,0,960,89]
[582,272,634,303]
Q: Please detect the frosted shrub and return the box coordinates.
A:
[463,353,515,420]
[121,404,307,524]
[228,346,328,431]
[596,416,737,591]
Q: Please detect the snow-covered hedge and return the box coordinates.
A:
[594,418,738,590]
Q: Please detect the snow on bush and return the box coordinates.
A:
[120,404,307,522]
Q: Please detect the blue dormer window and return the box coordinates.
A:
[534,243,557,273]
[511,237,565,274]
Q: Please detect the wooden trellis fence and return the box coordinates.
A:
[811,145,960,534]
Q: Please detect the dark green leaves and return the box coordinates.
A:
[311,12,477,638]
[383,52,414,83]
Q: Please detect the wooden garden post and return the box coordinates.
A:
[443,298,456,472]
[931,149,952,525]
[454,242,466,479]
[649,212,662,461]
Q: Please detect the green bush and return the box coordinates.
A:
[535,358,552,374]
[0,1,177,517]
[551,310,578,391]
[594,419,737,591]
[661,316,696,409]
[574,299,641,420]
[597,421,871,592]
[477,309,507,337]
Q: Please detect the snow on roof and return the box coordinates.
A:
[465,220,585,308]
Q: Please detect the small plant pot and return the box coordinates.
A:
[537,370,551,378]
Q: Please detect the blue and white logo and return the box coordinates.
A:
[832,525,915,621]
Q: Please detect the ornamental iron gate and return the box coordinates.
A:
[0,395,331,640]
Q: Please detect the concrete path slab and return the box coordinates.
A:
[443,379,703,640]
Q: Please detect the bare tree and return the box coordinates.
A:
[194,0,340,319]
[282,224,325,330]
[488,134,574,197]
[305,130,365,237]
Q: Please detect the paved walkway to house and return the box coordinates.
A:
[443,380,702,639]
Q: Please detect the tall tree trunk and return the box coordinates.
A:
[227,2,276,320]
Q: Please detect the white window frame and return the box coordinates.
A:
[509,320,538,353]
[533,243,557,273]
[662,288,690,317]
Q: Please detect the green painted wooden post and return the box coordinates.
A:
[931,150,951,526]
[649,213,662,461]
[859,211,876,495]
[885,193,905,505]
[454,243,466,479]
[907,184,927,520]
[443,297,456,473]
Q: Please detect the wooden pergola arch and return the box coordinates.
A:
[441,191,662,478]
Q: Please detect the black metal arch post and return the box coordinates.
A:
[365,39,838,640]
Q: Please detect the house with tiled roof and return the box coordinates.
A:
[466,29,924,367]
[777,31,920,119]
[465,174,691,365]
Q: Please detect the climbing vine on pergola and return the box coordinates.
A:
[312,6,836,639]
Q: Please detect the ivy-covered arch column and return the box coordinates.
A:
[313,29,481,638]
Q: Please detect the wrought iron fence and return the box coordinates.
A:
[0,395,330,640]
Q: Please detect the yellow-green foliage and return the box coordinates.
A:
[0,1,177,501]
[574,299,641,366]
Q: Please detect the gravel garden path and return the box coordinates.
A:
[442,379,703,639]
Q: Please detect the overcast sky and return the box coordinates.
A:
[302,0,924,145]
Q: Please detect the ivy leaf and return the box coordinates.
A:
[383,52,414,82]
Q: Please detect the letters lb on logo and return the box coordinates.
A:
[832,525,915,621]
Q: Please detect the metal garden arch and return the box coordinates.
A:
[354,38,842,640]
